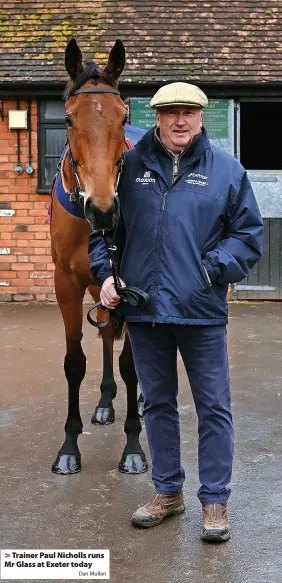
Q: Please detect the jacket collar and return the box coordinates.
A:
[135,126,211,180]
[154,127,201,160]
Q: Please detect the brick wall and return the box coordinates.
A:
[0,99,55,302]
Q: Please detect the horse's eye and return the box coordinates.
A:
[65,115,72,128]
[122,115,128,126]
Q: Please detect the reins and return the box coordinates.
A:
[87,224,150,329]
[65,81,151,328]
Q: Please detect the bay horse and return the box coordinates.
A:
[50,38,147,475]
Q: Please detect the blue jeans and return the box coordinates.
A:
[127,323,234,504]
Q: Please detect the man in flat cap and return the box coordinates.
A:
[89,82,263,541]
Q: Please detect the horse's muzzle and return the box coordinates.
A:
[84,197,119,231]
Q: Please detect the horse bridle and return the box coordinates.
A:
[64,85,151,327]
[66,86,125,208]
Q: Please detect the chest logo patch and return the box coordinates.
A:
[136,170,156,184]
[185,172,208,187]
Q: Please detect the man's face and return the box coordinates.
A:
[157,106,203,154]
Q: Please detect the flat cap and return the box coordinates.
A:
[150,82,208,109]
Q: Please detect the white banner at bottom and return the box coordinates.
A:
[0,549,109,580]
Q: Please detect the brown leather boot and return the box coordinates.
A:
[131,491,185,528]
[201,503,230,542]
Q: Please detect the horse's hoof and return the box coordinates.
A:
[51,453,81,474]
[137,399,144,418]
[91,407,115,425]
[118,453,148,474]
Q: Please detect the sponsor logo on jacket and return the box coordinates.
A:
[136,171,156,184]
[185,172,208,187]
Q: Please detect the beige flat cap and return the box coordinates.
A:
[150,82,208,109]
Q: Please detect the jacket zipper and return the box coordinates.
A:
[164,152,185,210]
[203,265,212,287]
[172,155,180,184]
[156,155,185,319]
[147,132,205,325]
[161,191,168,211]
[154,156,198,322]
[152,190,168,327]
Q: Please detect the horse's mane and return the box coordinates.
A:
[64,61,116,100]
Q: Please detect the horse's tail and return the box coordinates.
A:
[98,312,125,341]
[112,319,125,341]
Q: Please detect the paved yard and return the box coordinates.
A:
[1,301,282,583]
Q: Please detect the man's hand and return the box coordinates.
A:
[100,276,126,309]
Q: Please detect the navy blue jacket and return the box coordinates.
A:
[89,128,263,325]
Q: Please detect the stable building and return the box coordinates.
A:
[0,1,282,301]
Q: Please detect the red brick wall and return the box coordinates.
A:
[0,99,55,302]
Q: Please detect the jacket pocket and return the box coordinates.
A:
[187,262,212,306]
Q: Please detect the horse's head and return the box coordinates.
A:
[62,38,127,230]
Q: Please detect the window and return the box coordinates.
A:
[240,101,282,171]
[38,100,67,192]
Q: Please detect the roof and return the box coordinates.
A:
[1,0,282,86]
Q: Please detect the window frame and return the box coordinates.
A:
[37,99,67,193]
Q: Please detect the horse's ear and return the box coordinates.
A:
[103,39,125,82]
[65,38,83,80]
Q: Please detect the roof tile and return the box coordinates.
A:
[1,0,282,85]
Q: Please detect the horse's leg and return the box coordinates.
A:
[118,329,148,474]
[52,268,86,474]
[91,323,117,424]
[137,393,145,418]
[87,286,117,424]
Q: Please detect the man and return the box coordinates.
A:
[88,83,263,541]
